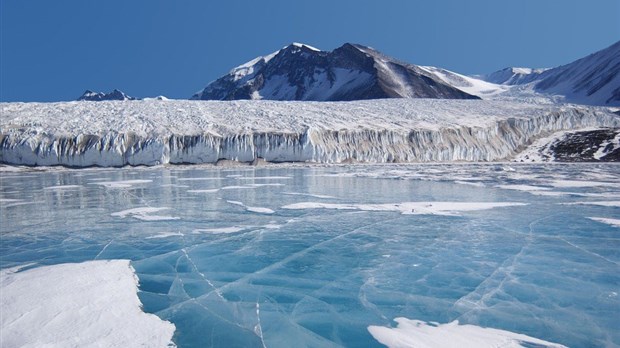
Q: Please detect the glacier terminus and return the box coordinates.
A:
[1,99,619,167]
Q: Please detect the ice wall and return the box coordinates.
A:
[1,100,618,167]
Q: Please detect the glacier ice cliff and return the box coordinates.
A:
[1,99,618,167]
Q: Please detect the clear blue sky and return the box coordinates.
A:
[1,0,618,102]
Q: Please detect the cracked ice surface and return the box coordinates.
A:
[1,163,619,347]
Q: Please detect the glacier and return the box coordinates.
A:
[1,99,618,167]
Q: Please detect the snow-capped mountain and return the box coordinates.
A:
[192,43,479,101]
[475,67,549,85]
[142,96,170,101]
[534,40,620,106]
[417,66,509,98]
[78,89,136,101]
[477,40,620,106]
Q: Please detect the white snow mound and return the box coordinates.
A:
[368,318,567,348]
[0,260,176,348]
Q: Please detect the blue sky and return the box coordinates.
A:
[1,0,618,102]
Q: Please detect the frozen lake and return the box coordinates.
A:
[1,164,619,347]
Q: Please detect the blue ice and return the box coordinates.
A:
[1,164,618,347]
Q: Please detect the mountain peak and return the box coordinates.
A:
[78,89,136,101]
[477,39,620,105]
[477,66,549,85]
[288,42,321,52]
[192,42,479,101]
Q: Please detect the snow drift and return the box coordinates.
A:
[1,99,618,167]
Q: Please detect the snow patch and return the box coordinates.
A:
[146,231,184,239]
[0,260,176,347]
[588,217,620,228]
[291,42,321,51]
[187,189,220,193]
[496,184,552,192]
[282,201,526,216]
[550,180,617,188]
[111,207,180,221]
[93,179,153,188]
[43,185,83,190]
[594,131,620,159]
[193,226,247,234]
[227,200,274,214]
[368,318,566,348]
[563,201,620,207]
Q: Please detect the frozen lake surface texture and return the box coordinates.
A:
[1,164,619,347]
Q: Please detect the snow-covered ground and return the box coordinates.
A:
[1,99,618,166]
[0,260,175,347]
[514,127,620,162]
